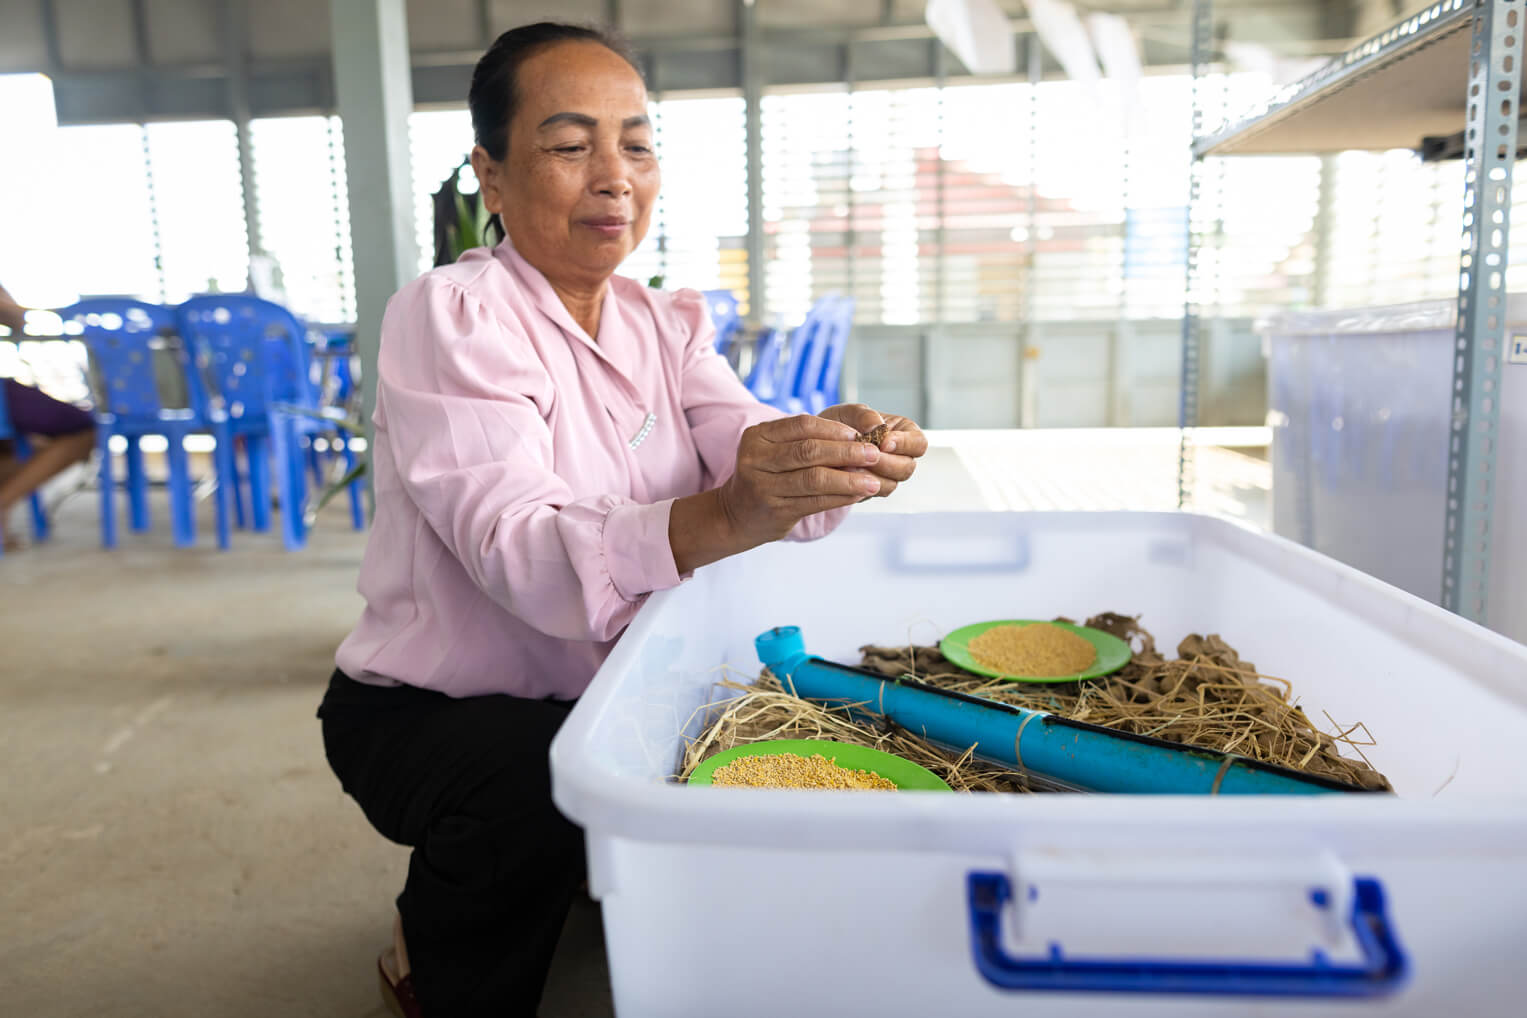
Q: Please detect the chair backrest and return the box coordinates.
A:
[176,295,317,424]
[812,296,856,409]
[781,296,841,404]
[778,318,819,405]
[59,299,182,419]
[319,327,357,404]
[744,328,786,401]
[701,289,743,354]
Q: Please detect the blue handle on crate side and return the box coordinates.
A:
[966,871,1409,997]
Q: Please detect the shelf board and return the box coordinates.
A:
[1195,0,1496,157]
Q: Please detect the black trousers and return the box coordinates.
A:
[318,670,586,1018]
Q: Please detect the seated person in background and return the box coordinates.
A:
[0,282,95,547]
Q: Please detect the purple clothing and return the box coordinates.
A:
[2,378,94,437]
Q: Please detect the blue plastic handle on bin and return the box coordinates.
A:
[966,871,1408,997]
[754,626,1357,796]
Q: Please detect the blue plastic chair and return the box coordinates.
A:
[701,289,743,357]
[272,319,364,533]
[744,328,787,403]
[771,319,813,413]
[0,378,50,555]
[767,296,841,414]
[807,296,856,414]
[177,295,362,550]
[310,327,364,531]
[317,327,358,405]
[62,299,226,549]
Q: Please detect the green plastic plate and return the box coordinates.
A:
[687,738,952,791]
[940,620,1132,683]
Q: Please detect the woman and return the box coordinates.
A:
[318,22,926,1018]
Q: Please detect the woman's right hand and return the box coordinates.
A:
[718,414,882,543]
[668,415,880,574]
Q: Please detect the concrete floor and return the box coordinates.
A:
[1,490,613,1018]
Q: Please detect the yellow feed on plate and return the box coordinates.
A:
[710,752,896,790]
[968,622,1096,677]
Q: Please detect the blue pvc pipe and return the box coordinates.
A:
[755,626,1352,796]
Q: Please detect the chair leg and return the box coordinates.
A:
[165,433,195,548]
[343,436,365,531]
[268,417,304,551]
[246,434,272,532]
[98,430,117,549]
[27,492,48,541]
[231,436,248,530]
[212,429,234,551]
[306,442,324,489]
[125,435,150,532]
[11,435,49,542]
[287,421,309,548]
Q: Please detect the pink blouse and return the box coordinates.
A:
[335,240,847,699]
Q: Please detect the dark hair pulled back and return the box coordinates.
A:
[468,22,645,245]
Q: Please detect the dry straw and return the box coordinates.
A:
[678,612,1390,793]
[678,671,1033,793]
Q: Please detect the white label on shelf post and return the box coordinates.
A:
[1510,334,1527,365]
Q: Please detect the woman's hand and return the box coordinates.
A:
[718,413,882,541]
[669,406,927,574]
[817,403,927,499]
[669,414,881,573]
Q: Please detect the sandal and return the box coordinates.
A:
[378,949,425,1018]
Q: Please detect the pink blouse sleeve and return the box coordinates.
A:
[669,289,849,542]
[379,277,681,643]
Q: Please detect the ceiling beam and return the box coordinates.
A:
[220,0,261,255]
[14,4,1343,81]
[43,2,1355,124]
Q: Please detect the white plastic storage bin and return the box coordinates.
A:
[1260,298,1527,645]
[550,512,1527,1017]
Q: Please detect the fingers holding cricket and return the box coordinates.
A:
[878,415,927,458]
[817,403,886,437]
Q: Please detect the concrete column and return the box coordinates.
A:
[740,0,765,323]
[221,0,261,257]
[330,0,418,491]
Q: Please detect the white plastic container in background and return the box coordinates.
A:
[1261,298,1527,645]
[551,511,1527,1017]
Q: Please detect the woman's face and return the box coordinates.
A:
[474,41,659,289]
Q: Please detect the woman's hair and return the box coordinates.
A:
[468,22,645,244]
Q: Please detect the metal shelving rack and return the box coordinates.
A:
[1179,0,1521,625]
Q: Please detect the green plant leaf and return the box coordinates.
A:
[453,191,488,259]
[272,402,364,435]
[445,223,460,263]
[305,458,369,525]
[474,193,492,236]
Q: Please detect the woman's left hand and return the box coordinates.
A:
[817,403,927,499]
